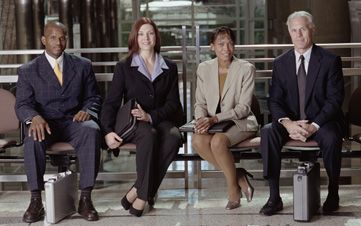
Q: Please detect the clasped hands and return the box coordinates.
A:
[28,110,90,141]
[281,119,317,142]
[105,104,150,149]
[194,116,218,134]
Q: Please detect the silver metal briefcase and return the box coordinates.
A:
[293,162,320,222]
[45,170,78,224]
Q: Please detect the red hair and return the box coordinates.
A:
[128,17,161,57]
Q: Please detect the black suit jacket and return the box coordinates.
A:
[269,44,344,127]
[101,56,184,135]
[15,53,102,122]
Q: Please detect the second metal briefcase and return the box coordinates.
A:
[45,170,78,224]
[293,162,320,222]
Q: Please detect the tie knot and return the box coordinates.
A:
[299,55,304,62]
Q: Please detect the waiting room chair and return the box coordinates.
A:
[0,88,23,153]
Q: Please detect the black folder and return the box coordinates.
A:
[179,120,234,133]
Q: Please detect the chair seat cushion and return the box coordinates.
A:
[284,139,320,151]
[0,138,17,148]
[46,142,75,155]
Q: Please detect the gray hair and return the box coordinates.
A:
[286,11,315,29]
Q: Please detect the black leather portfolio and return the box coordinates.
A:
[179,120,234,133]
[114,99,137,141]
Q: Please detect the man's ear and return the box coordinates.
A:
[41,36,46,46]
[210,43,214,51]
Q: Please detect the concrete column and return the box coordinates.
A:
[59,0,73,48]
[32,0,44,49]
[14,0,34,63]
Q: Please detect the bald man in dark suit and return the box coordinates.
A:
[15,21,101,223]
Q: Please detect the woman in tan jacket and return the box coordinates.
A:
[192,26,258,210]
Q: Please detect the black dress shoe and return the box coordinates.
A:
[78,196,99,221]
[322,193,339,213]
[259,198,283,216]
[22,198,45,223]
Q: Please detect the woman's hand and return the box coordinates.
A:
[131,104,151,122]
[194,116,218,134]
[105,132,123,149]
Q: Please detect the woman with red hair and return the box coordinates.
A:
[101,17,184,217]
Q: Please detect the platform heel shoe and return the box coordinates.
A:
[237,168,255,202]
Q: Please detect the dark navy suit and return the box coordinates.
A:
[15,52,102,191]
[261,44,345,193]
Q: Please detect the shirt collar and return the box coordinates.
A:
[131,53,169,81]
[131,53,168,69]
[44,51,64,70]
[294,46,312,63]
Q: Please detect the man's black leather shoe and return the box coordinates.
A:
[22,198,45,223]
[78,196,99,221]
[259,198,283,216]
[322,193,339,213]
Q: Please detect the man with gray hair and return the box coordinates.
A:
[259,11,344,216]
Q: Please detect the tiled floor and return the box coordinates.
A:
[1,181,361,226]
[1,145,361,225]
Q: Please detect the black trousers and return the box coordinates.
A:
[24,119,101,191]
[129,121,181,200]
[260,121,343,193]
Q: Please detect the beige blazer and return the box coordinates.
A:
[194,57,258,131]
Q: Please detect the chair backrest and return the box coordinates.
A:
[0,89,19,133]
[348,87,361,127]
[251,94,263,126]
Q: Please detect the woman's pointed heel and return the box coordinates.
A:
[237,168,255,202]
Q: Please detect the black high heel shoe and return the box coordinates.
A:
[129,199,145,217]
[121,186,135,210]
[121,195,132,210]
[237,168,255,202]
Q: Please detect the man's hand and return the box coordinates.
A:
[194,116,217,134]
[73,110,91,122]
[28,115,51,141]
[298,122,317,139]
[105,132,123,149]
[281,119,308,142]
[131,104,150,122]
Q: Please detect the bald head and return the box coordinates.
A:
[44,21,67,37]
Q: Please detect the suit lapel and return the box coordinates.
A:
[209,58,220,105]
[286,51,300,113]
[61,53,76,92]
[221,57,237,101]
[38,54,62,90]
[305,45,321,107]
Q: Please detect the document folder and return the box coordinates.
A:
[179,120,233,133]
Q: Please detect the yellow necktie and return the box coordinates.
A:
[54,62,63,85]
